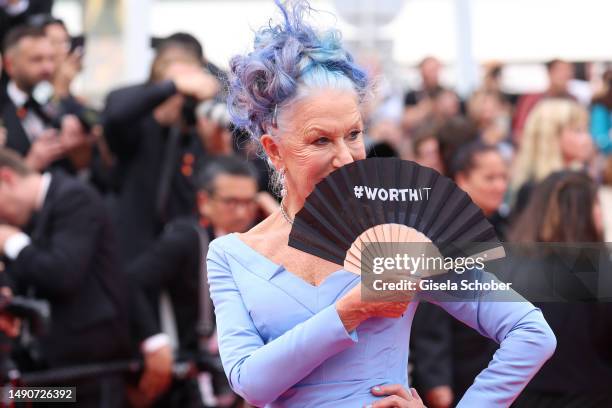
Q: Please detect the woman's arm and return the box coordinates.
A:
[419,270,556,407]
[206,242,358,407]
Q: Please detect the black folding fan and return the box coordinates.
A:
[288,158,505,277]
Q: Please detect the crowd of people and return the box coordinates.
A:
[0,0,611,407]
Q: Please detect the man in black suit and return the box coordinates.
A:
[0,147,130,406]
[128,156,265,407]
[103,34,219,264]
[1,25,89,172]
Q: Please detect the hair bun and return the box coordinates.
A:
[227,0,369,141]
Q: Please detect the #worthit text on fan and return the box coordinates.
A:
[353,186,431,201]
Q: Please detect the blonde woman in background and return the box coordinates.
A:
[599,157,612,242]
[511,98,595,213]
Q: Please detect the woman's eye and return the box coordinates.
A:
[347,130,362,140]
[314,137,329,145]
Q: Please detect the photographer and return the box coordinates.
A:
[1,24,91,172]
[34,15,81,101]
[103,33,219,263]
[127,156,271,407]
[0,147,130,406]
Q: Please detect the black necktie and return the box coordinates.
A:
[24,97,53,126]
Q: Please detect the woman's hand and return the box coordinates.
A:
[366,384,427,408]
[336,284,410,332]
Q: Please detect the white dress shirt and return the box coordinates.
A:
[6,80,46,142]
[3,172,51,260]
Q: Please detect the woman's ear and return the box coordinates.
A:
[196,190,210,218]
[261,133,284,170]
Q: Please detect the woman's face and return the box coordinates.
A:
[45,23,70,67]
[456,151,508,216]
[262,88,366,204]
[560,120,593,165]
[415,137,444,174]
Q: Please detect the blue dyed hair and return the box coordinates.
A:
[227,0,370,141]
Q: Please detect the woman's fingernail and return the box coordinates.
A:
[373,386,382,392]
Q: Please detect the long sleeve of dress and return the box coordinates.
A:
[419,270,557,407]
[206,241,359,407]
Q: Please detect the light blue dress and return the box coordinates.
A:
[207,233,556,407]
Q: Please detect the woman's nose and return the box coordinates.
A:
[332,140,354,168]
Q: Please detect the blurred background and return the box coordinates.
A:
[53,0,612,105]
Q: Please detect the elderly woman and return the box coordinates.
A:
[206,2,556,407]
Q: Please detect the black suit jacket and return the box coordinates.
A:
[0,94,78,174]
[1,97,32,156]
[127,218,211,356]
[5,171,130,367]
[103,81,207,262]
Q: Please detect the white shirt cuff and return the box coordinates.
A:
[4,232,31,260]
[141,333,171,353]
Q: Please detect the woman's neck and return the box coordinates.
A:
[282,192,304,221]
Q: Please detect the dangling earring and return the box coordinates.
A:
[279,167,287,198]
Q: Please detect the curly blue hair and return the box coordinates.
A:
[227,0,370,142]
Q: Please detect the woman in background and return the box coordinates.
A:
[511,98,594,215]
[410,141,511,408]
[509,170,612,408]
[590,70,612,155]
